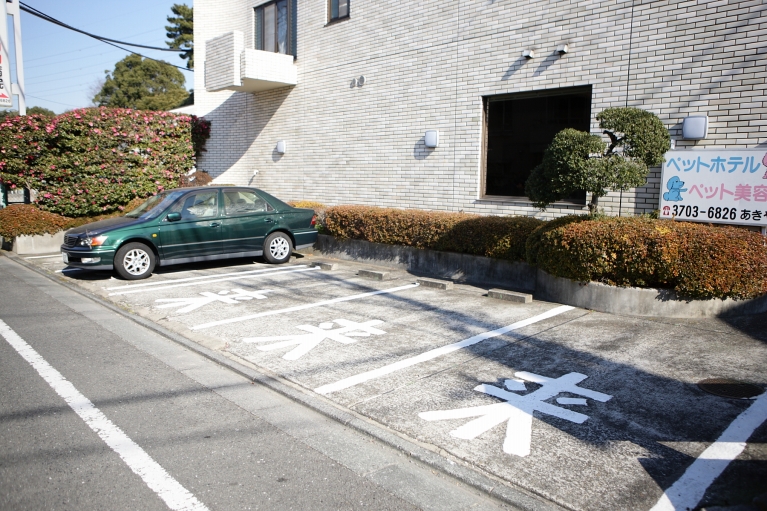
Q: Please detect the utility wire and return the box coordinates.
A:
[19,2,191,72]
[20,2,178,52]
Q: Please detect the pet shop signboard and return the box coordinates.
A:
[659,149,767,227]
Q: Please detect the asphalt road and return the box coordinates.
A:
[0,256,513,511]
[5,252,767,511]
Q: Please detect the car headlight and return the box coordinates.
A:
[78,235,109,247]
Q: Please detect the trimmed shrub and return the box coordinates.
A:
[289,201,325,210]
[324,206,542,262]
[0,204,71,238]
[0,107,209,217]
[528,216,767,299]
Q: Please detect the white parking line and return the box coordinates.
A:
[192,282,421,330]
[109,266,320,296]
[314,305,575,395]
[0,319,208,511]
[106,265,307,291]
[650,391,767,511]
[55,268,82,273]
[25,254,62,260]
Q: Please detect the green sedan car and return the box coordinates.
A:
[60,186,318,280]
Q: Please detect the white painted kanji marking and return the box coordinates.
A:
[154,288,273,313]
[242,319,386,360]
[419,371,612,457]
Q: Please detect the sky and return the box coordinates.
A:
[5,0,193,114]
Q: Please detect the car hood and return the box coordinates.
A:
[65,216,146,236]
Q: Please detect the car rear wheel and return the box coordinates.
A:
[263,232,292,264]
[114,242,156,280]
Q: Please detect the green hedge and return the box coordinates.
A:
[526,216,767,300]
[0,204,71,238]
[324,205,543,262]
[0,197,147,239]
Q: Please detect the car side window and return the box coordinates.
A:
[168,191,219,220]
[223,190,273,215]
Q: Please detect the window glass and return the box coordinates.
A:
[264,3,275,53]
[256,0,293,56]
[277,0,288,54]
[223,190,271,215]
[330,0,349,20]
[484,86,591,201]
[168,191,219,220]
[125,190,186,219]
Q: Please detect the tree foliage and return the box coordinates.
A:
[0,106,56,119]
[166,4,193,69]
[93,54,189,111]
[0,108,205,217]
[525,107,670,213]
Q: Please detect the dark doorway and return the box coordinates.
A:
[483,86,592,201]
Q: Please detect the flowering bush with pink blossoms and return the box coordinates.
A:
[0,107,210,217]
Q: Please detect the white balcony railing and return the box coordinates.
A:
[205,31,297,93]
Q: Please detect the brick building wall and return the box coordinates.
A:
[195,0,767,219]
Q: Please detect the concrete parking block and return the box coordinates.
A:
[310,260,338,271]
[416,277,453,290]
[488,288,532,303]
[359,269,392,281]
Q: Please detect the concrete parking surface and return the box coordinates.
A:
[10,251,767,511]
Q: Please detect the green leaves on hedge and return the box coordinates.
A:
[0,204,71,238]
[324,206,543,262]
[526,216,767,300]
[0,108,210,217]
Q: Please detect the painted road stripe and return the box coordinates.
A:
[650,391,767,511]
[0,319,208,511]
[106,265,305,291]
[109,266,320,296]
[56,268,82,273]
[192,282,420,330]
[25,254,63,259]
[314,305,575,395]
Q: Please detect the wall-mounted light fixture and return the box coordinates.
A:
[357,76,366,87]
[276,140,287,154]
[556,44,569,55]
[682,115,709,140]
[425,130,439,148]
[522,49,535,59]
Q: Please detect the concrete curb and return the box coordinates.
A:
[2,250,566,511]
[1,232,65,255]
[315,234,767,318]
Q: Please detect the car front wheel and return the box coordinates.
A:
[263,232,292,264]
[114,242,156,280]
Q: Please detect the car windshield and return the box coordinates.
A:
[124,191,187,219]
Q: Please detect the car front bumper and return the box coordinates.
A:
[60,245,115,270]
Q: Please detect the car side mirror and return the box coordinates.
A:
[166,212,182,222]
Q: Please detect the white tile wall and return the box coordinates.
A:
[195,0,767,219]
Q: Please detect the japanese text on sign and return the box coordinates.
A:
[659,150,767,227]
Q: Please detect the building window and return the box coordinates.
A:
[483,85,592,201]
[329,0,349,21]
[255,0,296,57]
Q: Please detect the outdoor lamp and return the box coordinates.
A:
[522,49,535,59]
[682,116,708,140]
[425,130,439,148]
[276,140,287,154]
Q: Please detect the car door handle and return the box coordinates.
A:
[264,218,273,223]
[209,222,220,227]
